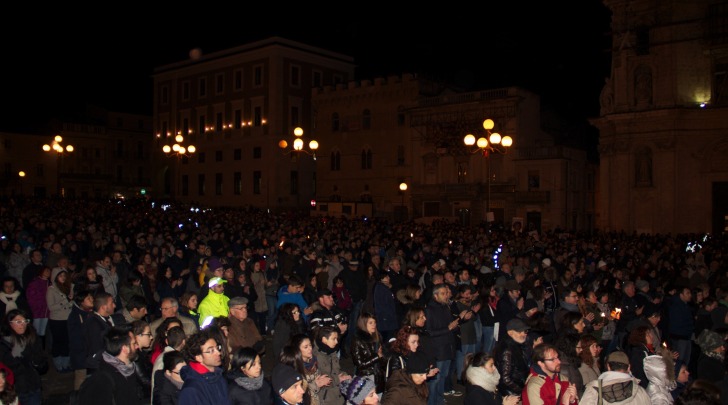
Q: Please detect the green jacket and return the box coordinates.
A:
[198,291,230,324]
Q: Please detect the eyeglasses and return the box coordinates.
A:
[10,319,30,325]
[202,345,222,355]
[161,305,178,311]
[140,333,153,337]
[543,357,560,362]
[171,370,181,375]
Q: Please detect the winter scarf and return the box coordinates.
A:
[466,365,500,392]
[234,372,265,391]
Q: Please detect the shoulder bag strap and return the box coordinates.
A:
[598,379,603,405]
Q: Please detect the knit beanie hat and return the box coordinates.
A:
[340,375,376,405]
[696,329,724,353]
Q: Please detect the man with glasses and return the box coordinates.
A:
[523,343,578,405]
[178,330,228,404]
[227,296,264,354]
[554,287,595,333]
[150,297,198,336]
[78,327,143,405]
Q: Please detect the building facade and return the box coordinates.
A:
[0,108,153,199]
[591,0,728,234]
[313,76,594,231]
[151,37,355,209]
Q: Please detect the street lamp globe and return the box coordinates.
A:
[42,144,51,152]
[187,145,196,154]
[399,182,408,192]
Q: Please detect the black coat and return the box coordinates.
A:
[424,299,455,361]
[493,335,530,396]
[226,370,274,405]
[0,334,44,395]
[152,369,180,405]
[84,312,112,369]
[68,303,92,370]
[351,329,385,393]
[79,358,144,405]
[463,383,502,405]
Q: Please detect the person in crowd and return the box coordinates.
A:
[94,255,119,304]
[314,326,351,405]
[309,288,348,337]
[74,266,105,296]
[340,375,378,405]
[272,363,305,405]
[6,243,29,288]
[77,326,143,405]
[200,316,232,371]
[578,334,602,387]
[288,333,332,405]
[496,280,524,341]
[381,350,431,405]
[331,275,353,319]
[579,350,651,405]
[156,266,185,303]
[373,272,398,342]
[226,296,264,354]
[351,312,386,395]
[152,349,185,405]
[0,277,30,318]
[24,267,50,351]
[131,319,154,401]
[479,283,500,355]
[68,289,94,391]
[84,291,116,371]
[114,294,149,326]
[396,284,423,325]
[226,346,274,405]
[151,326,187,399]
[0,364,18,405]
[386,326,423,380]
[177,291,200,329]
[453,284,481,384]
[303,273,319,307]
[554,312,586,395]
[462,351,520,405]
[667,286,695,366]
[340,260,368,349]
[150,317,184,365]
[21,250,44,290]
[250,260,270,335]
[523,342,578,405]
[644,353,678,405]
[424,284,459,404]
[118,270,151,313]
[150,297,198,337]
[627,325,657,389]
[264,258,281,335]
[178,329,228,405]
[46,266,74,372]
[277,275,313,322]
[197,277,230,326]
[494,318,532,396]
[273,303,307,359]
[0,309,45,405]
[694,329,726,384]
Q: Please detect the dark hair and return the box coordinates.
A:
[152,317,183,353]
[277,303,303,333]
[231,347,259,371]
[627,325,651,347]
[287,275,303,287]
[559,311,584,332]
[93,291,114,312]
[356,312,380,343]
[179,291,198,310]
[2,309,37,347]
[104,327,133,356]
[125,295,148,312]
[675,380,721,405]
[126,269,144,284]
[165,326,186,350]
[73,289,94,306]
[314,326,338,345]
[462,352,494,385]
[181,330,219,363]
[279,344,305,376]
[162,350,186,372]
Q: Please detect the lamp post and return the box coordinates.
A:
[399,182,408,221]
[278,127,319,159]
[42,135,74,197]
[463,118,513,220]
[162,132,196,199]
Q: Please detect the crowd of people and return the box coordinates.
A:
[0,197,726,405]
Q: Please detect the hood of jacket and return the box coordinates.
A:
[587,371,643,403]
[396,289,413,305]
[643,354,676,389]
[51,267,68,289]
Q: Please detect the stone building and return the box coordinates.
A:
[591,0,728,234]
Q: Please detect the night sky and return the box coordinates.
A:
[2,5,612,135]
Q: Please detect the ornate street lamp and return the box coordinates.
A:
[279,127,319,160]
[463,119,513,218]
[42,135,74,197]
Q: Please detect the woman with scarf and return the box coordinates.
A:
[313,326,351,405]
[462,351,520,405]
[46,267,74,372]
[0,309,45,405]
[291,333,331,405]
[226,346,273,405]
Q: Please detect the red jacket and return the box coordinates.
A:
[523,367,576,405]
